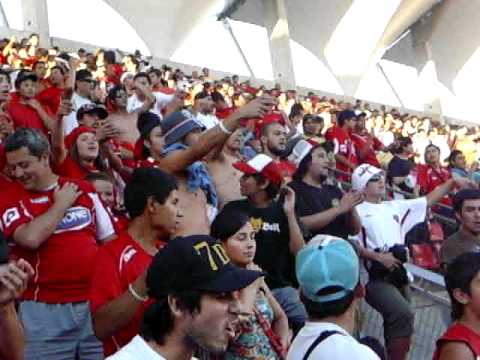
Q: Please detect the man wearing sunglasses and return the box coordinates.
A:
[351,163,473,360]
[63,69,95,135]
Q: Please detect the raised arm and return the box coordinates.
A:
[426,178,475,206]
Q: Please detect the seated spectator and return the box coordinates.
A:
[223,154,307,334]
[36,65,66,114]
[387,137,418,199]
[63,68,95,134]
[126,72,173,118]
[207,128,246,208]
[2,128,115,359]
[107,235,263,359]
[441,189,480,269]
[325,110,357,181]
[0,232,34,360]
[288,140,362,239]
[287,235,380,359]
[6,70,55,135]
[351,112,384,168]
[90,168,181,356]
[192,91,219,130]
[433,252,480,359]
[211,207,289,359]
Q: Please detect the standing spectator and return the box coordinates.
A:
[222,154,307,334]
[211,207,290,359]
[387,137,418,199]
[2,128,115,359]
[107,235,263,359]
[90,168,182,356]
[192,91,219,130]
[448,149,469,179]
[351,112,384,168]
[63,69,95,134]
[441,189,480,269]
[36,65,65,114]
[32,60,49,92]
[6,70,55,135]
[325,110,357,181]
[288,140,362,239]
[433,252,480,359]
[287,236,380,359]
[106,85,140,146]
[302,114,325,144]
[352,163,472,360]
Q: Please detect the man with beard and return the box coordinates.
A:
[107,235,263,359]
[192,92,219,130]
[207,128,246,208]
[288,140,362,239]
[260,121,296,180]
[441,189,480,269]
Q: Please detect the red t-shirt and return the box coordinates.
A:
[417,164,452,206]
[89,231,162,356]
[325,126,357,180]
[6,93,53,135]
[106,64,124,86]
[2,177,115,303]
[54,155,96,180]
[351,132,382,167]
[37,86,63,115]
[433,323,480,360]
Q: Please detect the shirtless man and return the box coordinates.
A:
[207,128,246,208]
[105,85,140,145]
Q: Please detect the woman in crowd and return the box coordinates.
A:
[210,206,290,360]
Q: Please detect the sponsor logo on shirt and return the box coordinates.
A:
[2,207,20,228]
[54,206,92,233]
[30,196,49,204]
[250,217,280,233]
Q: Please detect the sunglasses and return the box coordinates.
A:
[368,174,383,183]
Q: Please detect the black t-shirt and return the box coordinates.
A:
[222,199,295,289]
[387,155,415,193]
[289,179,350,239]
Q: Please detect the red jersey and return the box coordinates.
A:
[325,126,357,180]
[351,132,382,167]
[54,155,96,180]
[37,85,63,115]
[1,177,115,303]
[417,164,452,206]
[433,323,480,360]
[277,160,297,182]
[6,93,53,135]
[89,231,160,356]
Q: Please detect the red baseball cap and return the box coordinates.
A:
[65,126,96,149]
[233,154,283,185]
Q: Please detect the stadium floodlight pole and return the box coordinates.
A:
[222,18,255,79]
[376,61,405,109]
[0,1,9,28]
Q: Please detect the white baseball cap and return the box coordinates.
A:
[351,164,384,191]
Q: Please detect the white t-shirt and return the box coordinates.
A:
[195,113,219,130]
[355,197,427,250]
[64,92,93,135]
[127,92,174,118]
[287,322,379,360]
[106,335,200,360]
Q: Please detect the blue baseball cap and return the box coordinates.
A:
[296,235,359,303]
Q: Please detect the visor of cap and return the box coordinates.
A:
[194,263,264,293]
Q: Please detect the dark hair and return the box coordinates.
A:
[211,91,225,104]
[448,149,463,168]
[0,69,11,82]
[50,65,66,76]
[5,128,49,158]
[133,72,151,84]
[251,173,280,199]
[68,136,107,175]
[211,207,250,241]
[445,252,480,320]
[85,171,114,184]
[337,110,356,127]
[293,142,333,182]
[289,103,304,119]
[453,189,480,213]
[147,68,162,77]
[300,289,355,320]
[391,137,412,155]
[124,167,177,219]
[103,50,116,65]
[107,85,125,102]
[32,61,45,70]
[425,143,440,154]
[303,114,323,123]
[141,290,203,346]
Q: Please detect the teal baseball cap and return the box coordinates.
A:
[296,235,360,303]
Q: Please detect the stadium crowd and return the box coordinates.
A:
[1,33,480,360]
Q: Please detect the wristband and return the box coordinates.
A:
[219,121,233,135]
[128,283,148,302]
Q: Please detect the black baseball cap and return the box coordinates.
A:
[147,235,263,298]
[76,103,108,121]
[14,70,38,89]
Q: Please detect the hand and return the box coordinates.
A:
[96,122,121,142]
[0,259,34,305]
[282,186,296,216]
[453,177,477,190]
[376,252,402,270]
[236,95,276,119]
[53,182,82,210]
[337,191,364,214]
[57,98,72,117]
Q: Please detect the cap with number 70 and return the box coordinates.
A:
[146,235,264,298]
